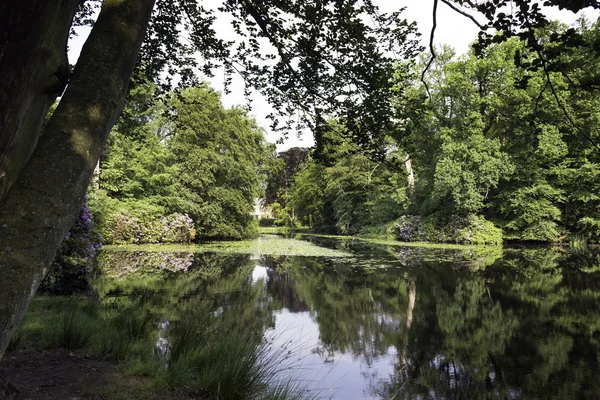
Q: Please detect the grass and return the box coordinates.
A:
[149,300,318,400]
[9,295,316,400]
[59,307,93,350]
[9,296,99,351]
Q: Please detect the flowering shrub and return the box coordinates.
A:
[394,215,427,242]
[42,196,102,294]
[105,211,196,244]
[139,218,164,243]
[394,214,502,245]
[111,211,143,244]
[160,213,196,243]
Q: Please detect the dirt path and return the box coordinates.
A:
[0,350,209,400]
[0,350,113,399]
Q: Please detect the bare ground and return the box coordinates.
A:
[0,350,112,399]
[0,350,207,400]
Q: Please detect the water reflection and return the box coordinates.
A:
[154,318,170,361]
[94,241,600,399]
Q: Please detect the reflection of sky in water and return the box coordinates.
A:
[154,318,171,362]
[251,265,269,284]
[266,309,397,399]
[97,242,600,399]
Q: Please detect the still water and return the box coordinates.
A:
[95,235,600,399]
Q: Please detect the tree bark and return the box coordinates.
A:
[404,156,414,192]
[0,0,80,201]
[0,0,156,358]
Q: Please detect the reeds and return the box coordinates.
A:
[9,295,316,400]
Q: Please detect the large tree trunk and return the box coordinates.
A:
[0,0,79,201]
[0,0,155,359]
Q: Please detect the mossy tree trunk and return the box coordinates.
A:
[0,0,79,200]
[0,0,155,359]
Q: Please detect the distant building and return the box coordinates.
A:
[252,198,273,219]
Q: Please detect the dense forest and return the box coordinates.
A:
[90,83,276,242]
[86,19,600,248]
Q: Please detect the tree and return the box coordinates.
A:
[284,123,405,234]
[264,147,309,206]
[167,85,271,239]
[0,0,598,360]
[99,82,177,207]
[0,0,155,358]
[397,20,600,241]
[0,0,420,357]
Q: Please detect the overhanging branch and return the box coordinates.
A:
[421,0,439,98]
[440,0,488,30]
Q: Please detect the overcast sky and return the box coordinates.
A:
[68,1,598,151]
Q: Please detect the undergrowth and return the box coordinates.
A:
[8,295,315,400]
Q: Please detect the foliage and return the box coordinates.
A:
[90,199,196,245]
[264,147,310,206]
[394,214,503,245]
[280,123,407,235]
[41,196,102,294]
[165,85,270,239]
[134,0,422,156]
[94,84,275,241]
[258,218,276,227]
[392,21,600,242]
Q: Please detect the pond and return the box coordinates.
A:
[93,234,600,399]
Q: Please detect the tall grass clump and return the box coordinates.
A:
[95,307,156,362]
[58,307,93,350]
[156,303,315,400]
[9,297,101,351]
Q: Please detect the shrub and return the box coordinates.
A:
[160,213,196,243]
[42,196,102,294]
[393,215,426,242]
[111,211,143,244]
[394,214,502,245]
[101,209,196,244]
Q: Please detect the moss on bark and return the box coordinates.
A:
[0,0,156,358]
[0,0,80,200]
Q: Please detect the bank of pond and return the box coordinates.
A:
[5,234,600,399]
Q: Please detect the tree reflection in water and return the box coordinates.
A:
[93,240,600,399]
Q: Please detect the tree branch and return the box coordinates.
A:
[440,0,488,30]
[421,0,439,98]
[535,45,600,152]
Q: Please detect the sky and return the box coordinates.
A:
[68,1,599,151]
